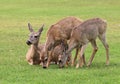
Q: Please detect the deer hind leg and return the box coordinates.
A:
[98,33,109,65]
[87,40,98,67]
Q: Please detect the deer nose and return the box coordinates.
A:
[58,60,65,68]
[43,66,47,69]
[26,40,32,45]
[58,60,62,63]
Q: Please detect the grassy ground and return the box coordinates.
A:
[0,0,120,84]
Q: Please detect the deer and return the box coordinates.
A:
[26,23,44,65]
[40,43,72,68]
[59,18,109,68]
[41,16,84,68]
[25,23,71,67]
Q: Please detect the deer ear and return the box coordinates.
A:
[38,24,44,33]
[28,23,34,32]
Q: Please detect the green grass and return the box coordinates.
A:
[0,0,120,84]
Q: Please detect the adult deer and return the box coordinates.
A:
[26,23,44,65]
[59,18,109,68]
[41,16,84,68]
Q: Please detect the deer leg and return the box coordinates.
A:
[46,50,52,68]
[72,48,79,66]
[63,39,77,67]
[65,53,72,67]
[65,61,69,67]
[87,40,98,67]
[79,45,86,65]
[99,33,109,65]
[46,57,51,68]
[83,54,86,65]
[68,55,72,65]
[76,45,87,68]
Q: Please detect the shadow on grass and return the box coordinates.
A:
[84,61,120,69]
[27,61,120,70]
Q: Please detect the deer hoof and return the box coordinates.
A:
[76,64,79,69]
[87,64,90,67]
[106,61,109,65]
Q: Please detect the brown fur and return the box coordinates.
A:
[42,16,83,68]
[26,23,44,65]
[40,44,72,68]
[26,44,44,65]
[62,18,109,68]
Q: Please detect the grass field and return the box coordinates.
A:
[0,0,120,84]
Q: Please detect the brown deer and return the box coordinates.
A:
[26,23,44,65]
[25,23,71,67]
[40,43,72,68]
[59,18,109,68]
[41,16,83,68]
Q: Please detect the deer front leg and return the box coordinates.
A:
[83,54,86,65]
[72,47,86,66]
[61,39,77,68]
[46,50,52,68]
[72,48,79,66]
[76,45,87,68]
[65,54,72,67]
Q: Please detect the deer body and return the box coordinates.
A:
[45,16,82,50]
[26,23,44,65]
[40,44,72,68]
[52,44,72,67]
[26,44,43,65]
[60,18,109,68]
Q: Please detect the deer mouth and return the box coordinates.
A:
[58,60,64,68]
[26,40,32,45]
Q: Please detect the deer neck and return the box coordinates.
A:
[30,42,39,55]
[32,44,38,50]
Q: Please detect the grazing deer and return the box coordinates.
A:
[41,16,83,68]
[59,18,109,68]
[40,43,72,68]
[26,23,44,65]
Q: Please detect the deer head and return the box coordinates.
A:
[26,23,44,45]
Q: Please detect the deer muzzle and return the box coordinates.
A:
[26,40,32,45]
